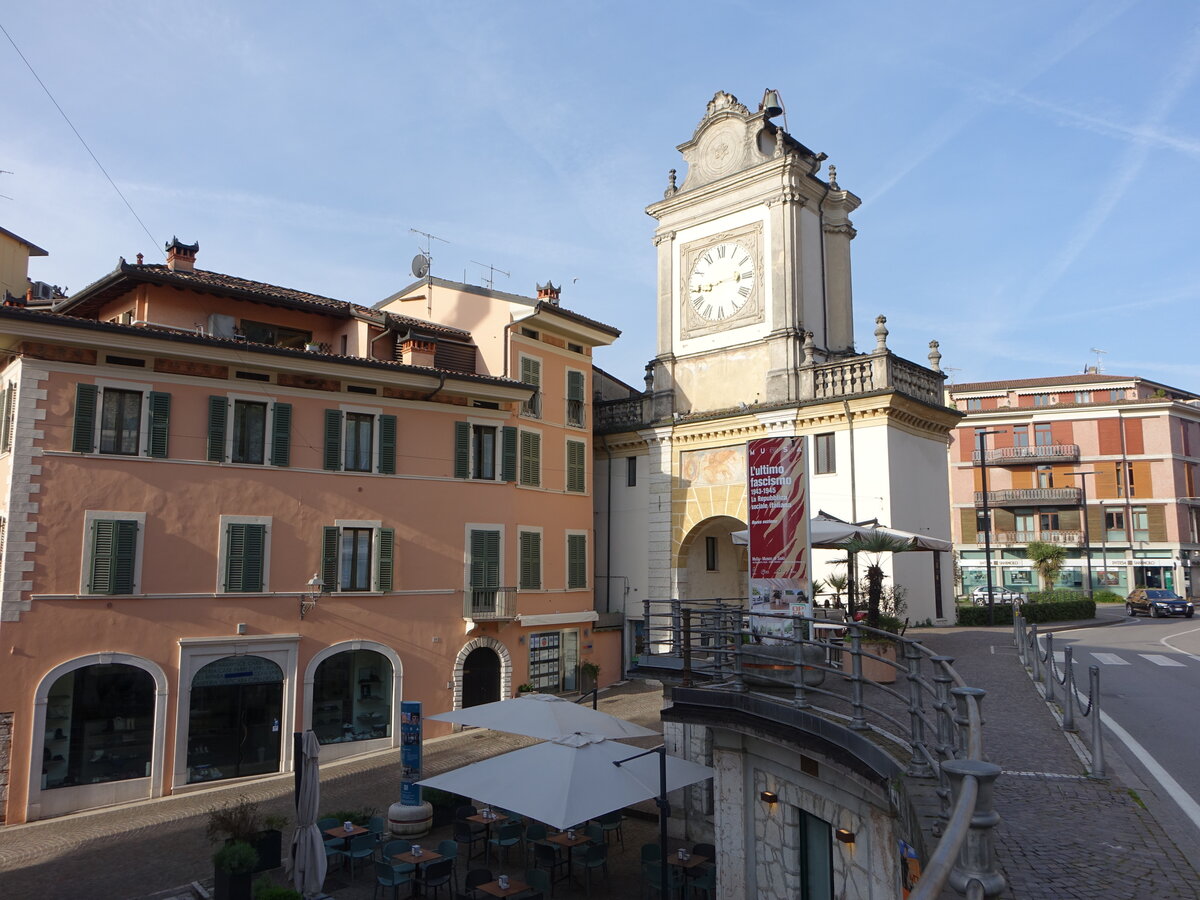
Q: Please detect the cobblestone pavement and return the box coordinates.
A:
[914,625,1200,899]
[4,628,1199,899]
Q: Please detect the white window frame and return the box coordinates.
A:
[813,432,836,475]
[340,403,384,474]
[225,392,277,466]
[94,378,153,456]
[217,514,273,593]
[333,518,386,593]
[518,526,544,591]
[467,417,502,480]
[565,529,589,590]
[464,522,505,592]
[80,510,147,594]
[564,367,586,428]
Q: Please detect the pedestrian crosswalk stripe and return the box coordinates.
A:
[1139,654,1186,667]
[1090,652,1129,665]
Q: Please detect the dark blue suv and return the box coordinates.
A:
[1126,589,1194,618]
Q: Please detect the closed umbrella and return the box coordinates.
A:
[417,731,712,830]
[288,730,327,897]
[428,692,658,742]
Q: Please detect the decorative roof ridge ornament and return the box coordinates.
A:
[874,315,889,353]
[701,90,750,124]
[664,168,678,198]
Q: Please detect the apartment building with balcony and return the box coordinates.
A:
[947,373,1200,598]
[0,239,619,823]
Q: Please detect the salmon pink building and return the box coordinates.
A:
[0,239,619,823]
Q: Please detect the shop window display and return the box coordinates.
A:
[312,649,392,744]
[43,664,154,790]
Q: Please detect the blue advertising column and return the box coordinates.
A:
[388,700,432,837]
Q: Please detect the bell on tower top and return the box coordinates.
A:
[759,89,784,120]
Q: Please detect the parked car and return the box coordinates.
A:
[1125,589,1194,618]
[970,586,1024,605]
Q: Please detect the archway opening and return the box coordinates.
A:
[681,515,748,603]
[312,648,393,745]
[187,655,283,783]
[461,647,501,708]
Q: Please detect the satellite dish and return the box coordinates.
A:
[411,253,430,279]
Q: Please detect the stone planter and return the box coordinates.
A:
[859,641,898,684]
[388,800,433,838]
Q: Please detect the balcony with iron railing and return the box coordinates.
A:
[991,530,1082,545]
[972,443,1079,465]
[973,487,1082,506]
[635,599,1002,899]
[464,587,517,621]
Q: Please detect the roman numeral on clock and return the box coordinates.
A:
[739,285,751,297]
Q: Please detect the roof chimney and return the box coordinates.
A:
[165,237,199,272]
[536,280,561,304]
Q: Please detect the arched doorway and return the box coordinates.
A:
[680,515,748,602]
[461,647,500,708]
[187,655,283,783]
[311,648,394,745]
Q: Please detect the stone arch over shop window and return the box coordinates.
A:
[452,636,511,711]
[303,641,402,747]
[28,653,169,820]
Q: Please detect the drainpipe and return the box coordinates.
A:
[369,316,396,360]
[422,371,446,401]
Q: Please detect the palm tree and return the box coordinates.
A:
[1026,540,1068,593]
[841,533,915,630]
[824,574,849,609]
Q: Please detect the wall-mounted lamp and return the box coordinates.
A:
[759,791,778,804]
[835,829,856,845]
[300,573,326,620]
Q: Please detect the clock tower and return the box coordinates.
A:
[645,89,860,415]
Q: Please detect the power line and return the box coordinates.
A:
[0,21,159,251]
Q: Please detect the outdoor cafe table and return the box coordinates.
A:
[812,622,846,667]
[467,811,508,842]
[393,848,442,868]
[546,830,592,882]
[323,824,369,849]
[476,878,530,897]
[667,853,709,871]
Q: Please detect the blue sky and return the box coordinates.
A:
[3,1,1198,388]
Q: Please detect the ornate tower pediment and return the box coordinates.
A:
[674,90,819,192]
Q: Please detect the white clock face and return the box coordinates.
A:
[687,241,756,322]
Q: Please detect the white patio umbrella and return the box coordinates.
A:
[417,731,712,830]
[427,692,658,742]
[288,730,327,898]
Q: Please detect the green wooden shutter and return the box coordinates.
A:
[519,531,541,590]
[73,383,98,453]
[225,523,265,592]
[322,526,340,592]
[521,357,541,416]
[501,426,517,482]
[270,403,292,467]
[91,519,137,594]
[567,533,587,589]
[470,529,500,589]
[147,391,171,458]
[520,431,541,486]
[567,370,584,402]
[453,421,470,478]
[378,415,397,474]
[1,384,13,452]
[567,440,585,492]
[324,410,343,471]
[377,527,395,591]
[207,396,227,462]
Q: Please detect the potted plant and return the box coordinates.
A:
[842,533,914,685]
[516,682,535,696]
[580,660,600,692]
[213,840,259,900]
[206,797,284,873]
[252,876,302,900]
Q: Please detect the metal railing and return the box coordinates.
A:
[1013,614,1105,778]
[637,598,1004,898]
[973,487,1082,505]
[972,444,1080,464]
[464,587,517,620]
[991,530,1082,545]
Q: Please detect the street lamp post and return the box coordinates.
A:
[976,429,1006,626]
[1065,471,1097,601]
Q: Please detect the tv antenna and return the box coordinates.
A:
[0,169,12,201]
[471,261,510,290]
[942,366,962,384]
[409,228,449,280]
[1089,348,1107,373]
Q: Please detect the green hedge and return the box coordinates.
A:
[956,604,1015,626]
[1093,590,1123,604]
[955,596,1096,626]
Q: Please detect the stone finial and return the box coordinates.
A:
[802,330,816,366]
[827,164,839,190]
[664,169,678,198]
[874,315,889,352]
[928,340,942,373]
[644,362,655,393]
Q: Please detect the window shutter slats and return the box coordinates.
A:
[470,529,500,589]
[567,533,587,589]
[322,526,340,591]
[324,410,343,471]
[520,431,541,486]
[207,396,227,462]
[147,391,171,458]
[567,371,584,401]
[73,383,98,453]
[520,532,541,590]
[453,421,470,479]
[271,403,292,467]
[501,426,517,482]
[567,440,585,492]
[378,414,397,474]
[226,523,265,592]
[91,519,137,594]
[377,527,395,591]
[1,384,14,452]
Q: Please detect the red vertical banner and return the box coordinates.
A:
[747,436,811,642]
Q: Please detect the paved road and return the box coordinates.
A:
[1044,610,1200,862]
